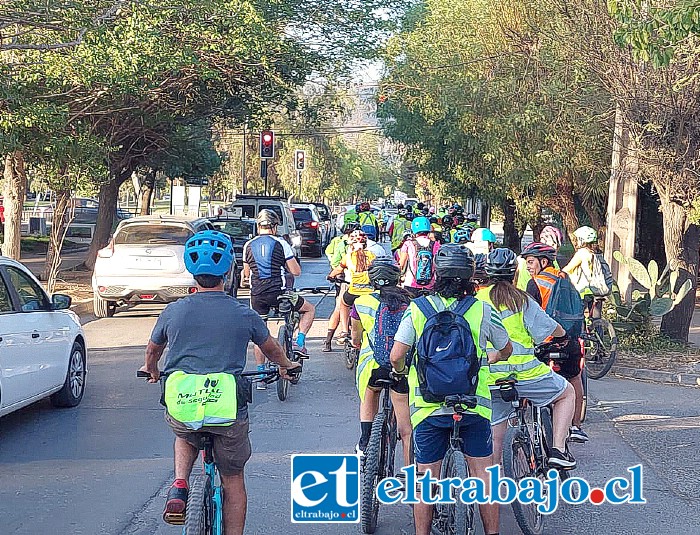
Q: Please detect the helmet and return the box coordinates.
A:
[368,258,401,288]
[359,201,371,212]
[416,202,425,210]
[401,229,413,241]
[452,228,471,244]
[435,244,475,280]
[396,203,404,210]
[447,207,455,215]
[349,229,367,244]
[485,248,517,279]
[574,226,597,245]
[404,211,415,221]
[429,206,436,214]
[452,202,461,209]
[184,230,234,276]
[453,214,465,225]
[472,228,497,243]
[412,216,431,234]
[398,208,407,217]
[342,221,360,234]
[466,213,479,222]
[540,226,563,249]
[474,253,487,279]
[442,215,454,227]
[429,216,437,224]
[522,242,557,262]
[257,209,280,228]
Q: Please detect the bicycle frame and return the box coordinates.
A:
[197,437,223,535]
[507,399,549,476]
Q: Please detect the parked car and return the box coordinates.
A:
[91,215,238,317]
[0,257,86,417]
[223,195,302,257]
[207,216,257,297]
[291,204,326,257]
[309,202,335,246]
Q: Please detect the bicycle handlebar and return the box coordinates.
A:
[136,364,301,384]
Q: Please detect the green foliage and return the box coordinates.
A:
[618,322,695,353]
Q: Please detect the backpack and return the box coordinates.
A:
[413,296,480,403]
[583,253,614,297]
[543,273,584,338]
[359,212,377,241]
[368,299,408,367]
[413,239,436,286]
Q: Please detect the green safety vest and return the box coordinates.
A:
[325,235,347,267]
[391,218,409,250]
[344,209,358,224]
[354,293,382,402]
[476,286,551,383]
[165,371,238,430]
[407,295,492,427]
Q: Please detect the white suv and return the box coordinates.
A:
[92,215,215,317]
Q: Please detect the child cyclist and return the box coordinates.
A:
[350,259,412,464]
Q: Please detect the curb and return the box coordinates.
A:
[70,299,94,324]
[611,365,700,387]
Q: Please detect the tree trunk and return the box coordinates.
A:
[140,168,156,216]
[84,172,129,270]
[659,201,700,343]
[2,151,27,259]
[549,173,580,244]
[530,208,545,243]
[44,188,73,290]
[502,197,520,250]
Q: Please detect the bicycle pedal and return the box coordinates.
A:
[163,511,186,525]
[294,351,310,360]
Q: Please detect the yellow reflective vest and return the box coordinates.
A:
[354,293,382,401]
[165,371,238,430]
[391,217,410,250]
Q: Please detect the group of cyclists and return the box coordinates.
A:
[140,199,608,535]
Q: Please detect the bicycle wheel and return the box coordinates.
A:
[503,427,542,535]
[185,474,213,535]
[580,363,588,423]
[433,448,473,535]
[584,318,618,379]
[361,411,386,534]
[344,343,356,370]
[277,326,292,401]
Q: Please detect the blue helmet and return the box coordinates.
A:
[184,230,234,276]
[452,228,471,244]
[412,216,431,234]
[472,227,497,243]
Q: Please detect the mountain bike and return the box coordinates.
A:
[361,373,400,534]
[582,296,618,379]
[137,366,298,534]
[430,395,477,535]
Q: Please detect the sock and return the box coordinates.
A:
[359,421,372,448]
[325,329,335,344]
[173,479,188,489]
[257,363,265,372]
[296,333,306,347]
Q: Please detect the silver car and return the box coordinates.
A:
[91,215,216,317]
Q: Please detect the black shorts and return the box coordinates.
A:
[368,366,409,394]
[343,292,361,307]
[555,339,583,379]
[251,291,305,317]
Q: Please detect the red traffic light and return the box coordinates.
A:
[262,133,272,144]
[260,130,275,159]
[295,149,306,171]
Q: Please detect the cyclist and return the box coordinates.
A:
[390,244,513,535]
[466,213,480,230]
[351,259,412,464]
[522,242,588,443]
[398,216,441,298]
[357,201,380,242]
[389,207,411,253]
[479,248,577,469]
[515,225,563,291]
[141,230,302,535]
[243,210,315,388]
[563,225,605,318]
[327,230,377,344]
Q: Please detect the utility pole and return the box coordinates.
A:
[241,125,247,194]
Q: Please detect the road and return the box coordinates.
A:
[1,253,699,534]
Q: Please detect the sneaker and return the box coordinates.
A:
[322,340,332,352]
[293,343,309,359]
[355,443,366,457]
[569,425,589,443]
[549,448,577,469]
[163,481,188,525]
[336,332,349,346]
[256,364,267,390]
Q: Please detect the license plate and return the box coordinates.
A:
[132,257,161,268]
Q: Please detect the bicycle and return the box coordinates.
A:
[430,395,477,535]
[137,366,297,535]
[326,276,358,370]
[361,373,400,534]
[581,296,618,379]
[539,339,588,424]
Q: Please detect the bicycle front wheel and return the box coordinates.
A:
[585,318,618,379]
[276,327,292,401]
[433,448,473,535]
[185,474,214,535]
[344,343,356,370]
[580,364,588,422]
[503,427,543,535]
[361,411,386,534]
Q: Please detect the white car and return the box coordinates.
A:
[0,257,86,417]
[92,215,216,317]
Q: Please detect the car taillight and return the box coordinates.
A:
[98,286,106,292]
[189,287,198,294]
[310,221,319,228]
[97,240,114,258]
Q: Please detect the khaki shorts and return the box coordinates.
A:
[165,412,251,475]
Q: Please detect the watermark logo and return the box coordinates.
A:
[290,454,360,523]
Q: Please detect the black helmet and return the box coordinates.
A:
[435,244,474,280]
[522,242,557,262]
[257,209,280,228]
[474,253,487,280]
[343,221,360,234]
[442,215,454,227]
[368,258,401,288]
[485,248,517,279]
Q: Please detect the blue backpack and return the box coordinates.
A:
[414,239,436,286]
[359,212,377,241]
[413,296,480,403]
[543,272,584,338]
[368,299,408,367]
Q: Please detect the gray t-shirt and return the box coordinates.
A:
[522,296,559,344]
[150,292,270,375]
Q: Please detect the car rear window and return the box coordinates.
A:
[315,204,330,220]
[259,204,284,221]
[292,208,313,222]
[214,220,255,239]
[114,224,193,245]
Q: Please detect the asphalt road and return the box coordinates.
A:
[1,253,699,534]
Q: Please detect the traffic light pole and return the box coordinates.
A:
[297,170,302,197]
[261,159,268,195]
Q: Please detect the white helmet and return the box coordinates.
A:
[574,226,597,245]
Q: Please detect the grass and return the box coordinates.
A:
[18,236,84,255]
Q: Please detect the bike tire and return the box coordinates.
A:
[434,448,472,535]
[361,411,386,534]
[585,318,618,379]
[185,474,213,535]
[344,343,356,370]
[539,407,568,480]
[503,427,543,535]
[581,364,588,423]
[276,327,291,401]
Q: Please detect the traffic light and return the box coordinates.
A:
[260,130,275,159]
[295,149,306,171]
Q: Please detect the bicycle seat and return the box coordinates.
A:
[443,395,477,413]
[494,375,518,387]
